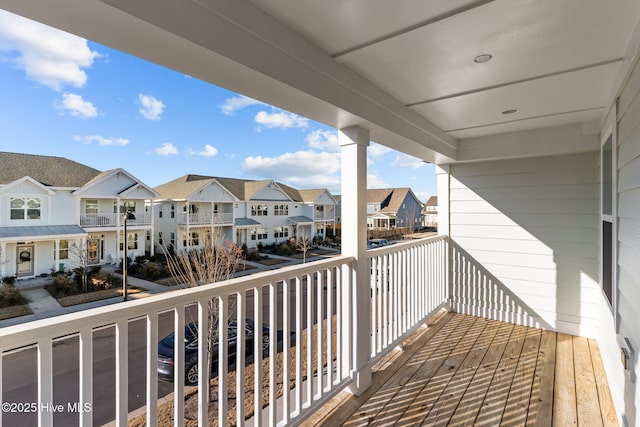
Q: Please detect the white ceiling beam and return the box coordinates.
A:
[453,123,600,163]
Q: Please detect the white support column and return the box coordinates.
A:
[436,164,450,237]
[339,126,371,395]
[1,242,6,278]
[54,239,59,271]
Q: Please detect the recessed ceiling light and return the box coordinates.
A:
[473,54,492,64]
[500,109,519,115]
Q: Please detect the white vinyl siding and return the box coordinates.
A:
[615,54,640,425]
[449,152,599,331]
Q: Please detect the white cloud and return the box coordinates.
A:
[242,150,340,188]
[306,129,339,152]
[0,10,99,91]
[56,93,97,119]
[368,142,392,157]
[254,110,308,129]
[198,144,218,157]
[367,173,389,188]
[220,95,264,115]
[138,94,165,121]
[154,143,178,156]
[390,154,425,169]
[73,134,129,146]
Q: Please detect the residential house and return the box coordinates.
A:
[153,175,236,253]
[0,152,157,278]
[422,195,437,229]
[3,2,640,426]
[366,187,422,232]
[153,175,337,251]
[285,186,338,240]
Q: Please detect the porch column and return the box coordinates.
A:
[0,242,6,278]
[339,126,371,395]
[435,164,450,236]
[54,239,59,271]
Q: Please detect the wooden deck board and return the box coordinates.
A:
[309,313,619,427]
[554,333,578,426]
[526,330,556,427]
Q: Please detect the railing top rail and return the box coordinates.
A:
[366,234,447,257]
[0,255,353,351]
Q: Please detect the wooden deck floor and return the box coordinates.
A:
[309,312,618,426]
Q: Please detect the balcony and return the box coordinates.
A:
[0,235,616,426]
[80,213,152,228]
[176,212,233,226]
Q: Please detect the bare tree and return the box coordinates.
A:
[163,230,243,403]
[296,230,312,264]
[69,242,90,292]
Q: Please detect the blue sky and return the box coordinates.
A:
[0,10,436,200]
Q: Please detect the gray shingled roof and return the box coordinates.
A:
[234,218,261,227]
[154,174,214,199]
[0,225,86,239]
[0,152,102,187]
[288,216,314,224]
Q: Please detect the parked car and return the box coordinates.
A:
[367,238,390,249]
[158,319,294,385]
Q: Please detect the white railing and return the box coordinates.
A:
[80,213,117,227]
[0,235,449,426]
[177,212,233,225]
[367,235,449,361]
[80,213,152,227]
[0,256,354,427]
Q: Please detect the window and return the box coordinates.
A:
[170,232,175,246]
[11,197,41,220]
[159,209,163,218]
[85,199,98,214]
[158,232,163,245]
[251,204,268,216]
[114,200,135,214]
[171,204,175,219]
[191,231,200,246]
[128,233,138,250]
[250,227,268,240]
[274,226,289,238]
[257,228,268,240]
[58,240,69,260]
[120,232,138,250]
[274,204,289,216]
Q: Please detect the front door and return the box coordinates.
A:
[16,245,34,277]
[87,239,100,264]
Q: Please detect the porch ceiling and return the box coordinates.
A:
[2,1,640,163]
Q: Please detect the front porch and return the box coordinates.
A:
[312,311,617,426]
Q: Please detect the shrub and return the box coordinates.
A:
[245,249,262,262]
[2,276,17,286]
[0,286,29,308]
[48,274,79,298]
[138,261,170,281]
[89,272,121,291]
[257,242,264,252]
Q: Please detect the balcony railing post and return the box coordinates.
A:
[339,126,372,395]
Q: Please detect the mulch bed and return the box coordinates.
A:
[56,286,147,307]
[0,304,33,321]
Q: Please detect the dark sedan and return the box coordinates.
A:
[158,319,294,385]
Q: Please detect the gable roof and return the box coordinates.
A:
[0,152,101,188]
[154,174,215,200]
[367,187,421,214]
[426,196,438,207]
[366,189,394,204]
